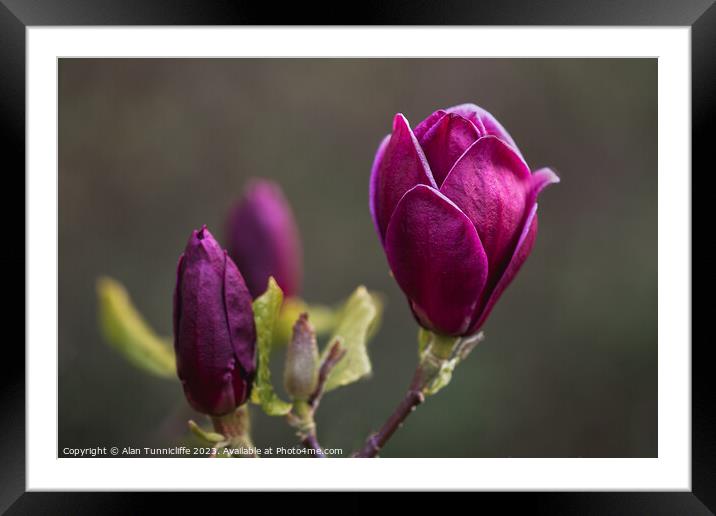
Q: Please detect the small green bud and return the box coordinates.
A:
[284,313,319,401]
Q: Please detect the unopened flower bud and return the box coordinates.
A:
[226,179,303,298]
[173,225,256,416]
[284,313,319,401]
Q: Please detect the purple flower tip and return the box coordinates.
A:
[370,104,559,336]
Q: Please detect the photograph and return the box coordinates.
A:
[58,57,657,459]
[4,0,708,507]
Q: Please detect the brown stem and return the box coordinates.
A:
[353,332,478,457]
[290,340,346,458]
[302,433,326,458]
[354,367,426,458]
[308,340,346,410]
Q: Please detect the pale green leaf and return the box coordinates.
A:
[250,277,292,416]
[188,420,225,444]
[320,286,382,392]
[96,276,175,378]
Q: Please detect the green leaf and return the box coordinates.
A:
[250,277,292,416]
[188,420,225,444]
[96,276,175,378]
[320,286,382,392]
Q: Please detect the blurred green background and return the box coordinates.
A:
[59,58,656,457]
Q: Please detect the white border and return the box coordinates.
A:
[27,27,691,490]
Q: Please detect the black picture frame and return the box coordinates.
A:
[2,1,709,513]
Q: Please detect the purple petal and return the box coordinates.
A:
[223,251,257,384]
[440,135,531,274]
[370,113,436,243]
[413,109,447,140]
[447,103,521,157]
[469,203,539,333]
[368,134,391,241]
[417,112,481,186]
[385,184,488,336]
[469,167,559,332]
[530,167,561,203]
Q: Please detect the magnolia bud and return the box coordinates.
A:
[284,313,319,401]
[173,226,256,416]
[226,179,303,298]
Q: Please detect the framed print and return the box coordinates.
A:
[3,0,710,512]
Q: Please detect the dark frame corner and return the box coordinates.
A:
[2,0,710,513]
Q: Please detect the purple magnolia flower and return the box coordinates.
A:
[369,103,559,336]
[226,179,302,299]
[173,226,256,416]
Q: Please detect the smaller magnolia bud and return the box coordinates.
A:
[226,179,303,299]
[284,313,319,401]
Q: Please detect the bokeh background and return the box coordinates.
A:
[59,58,656,457]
